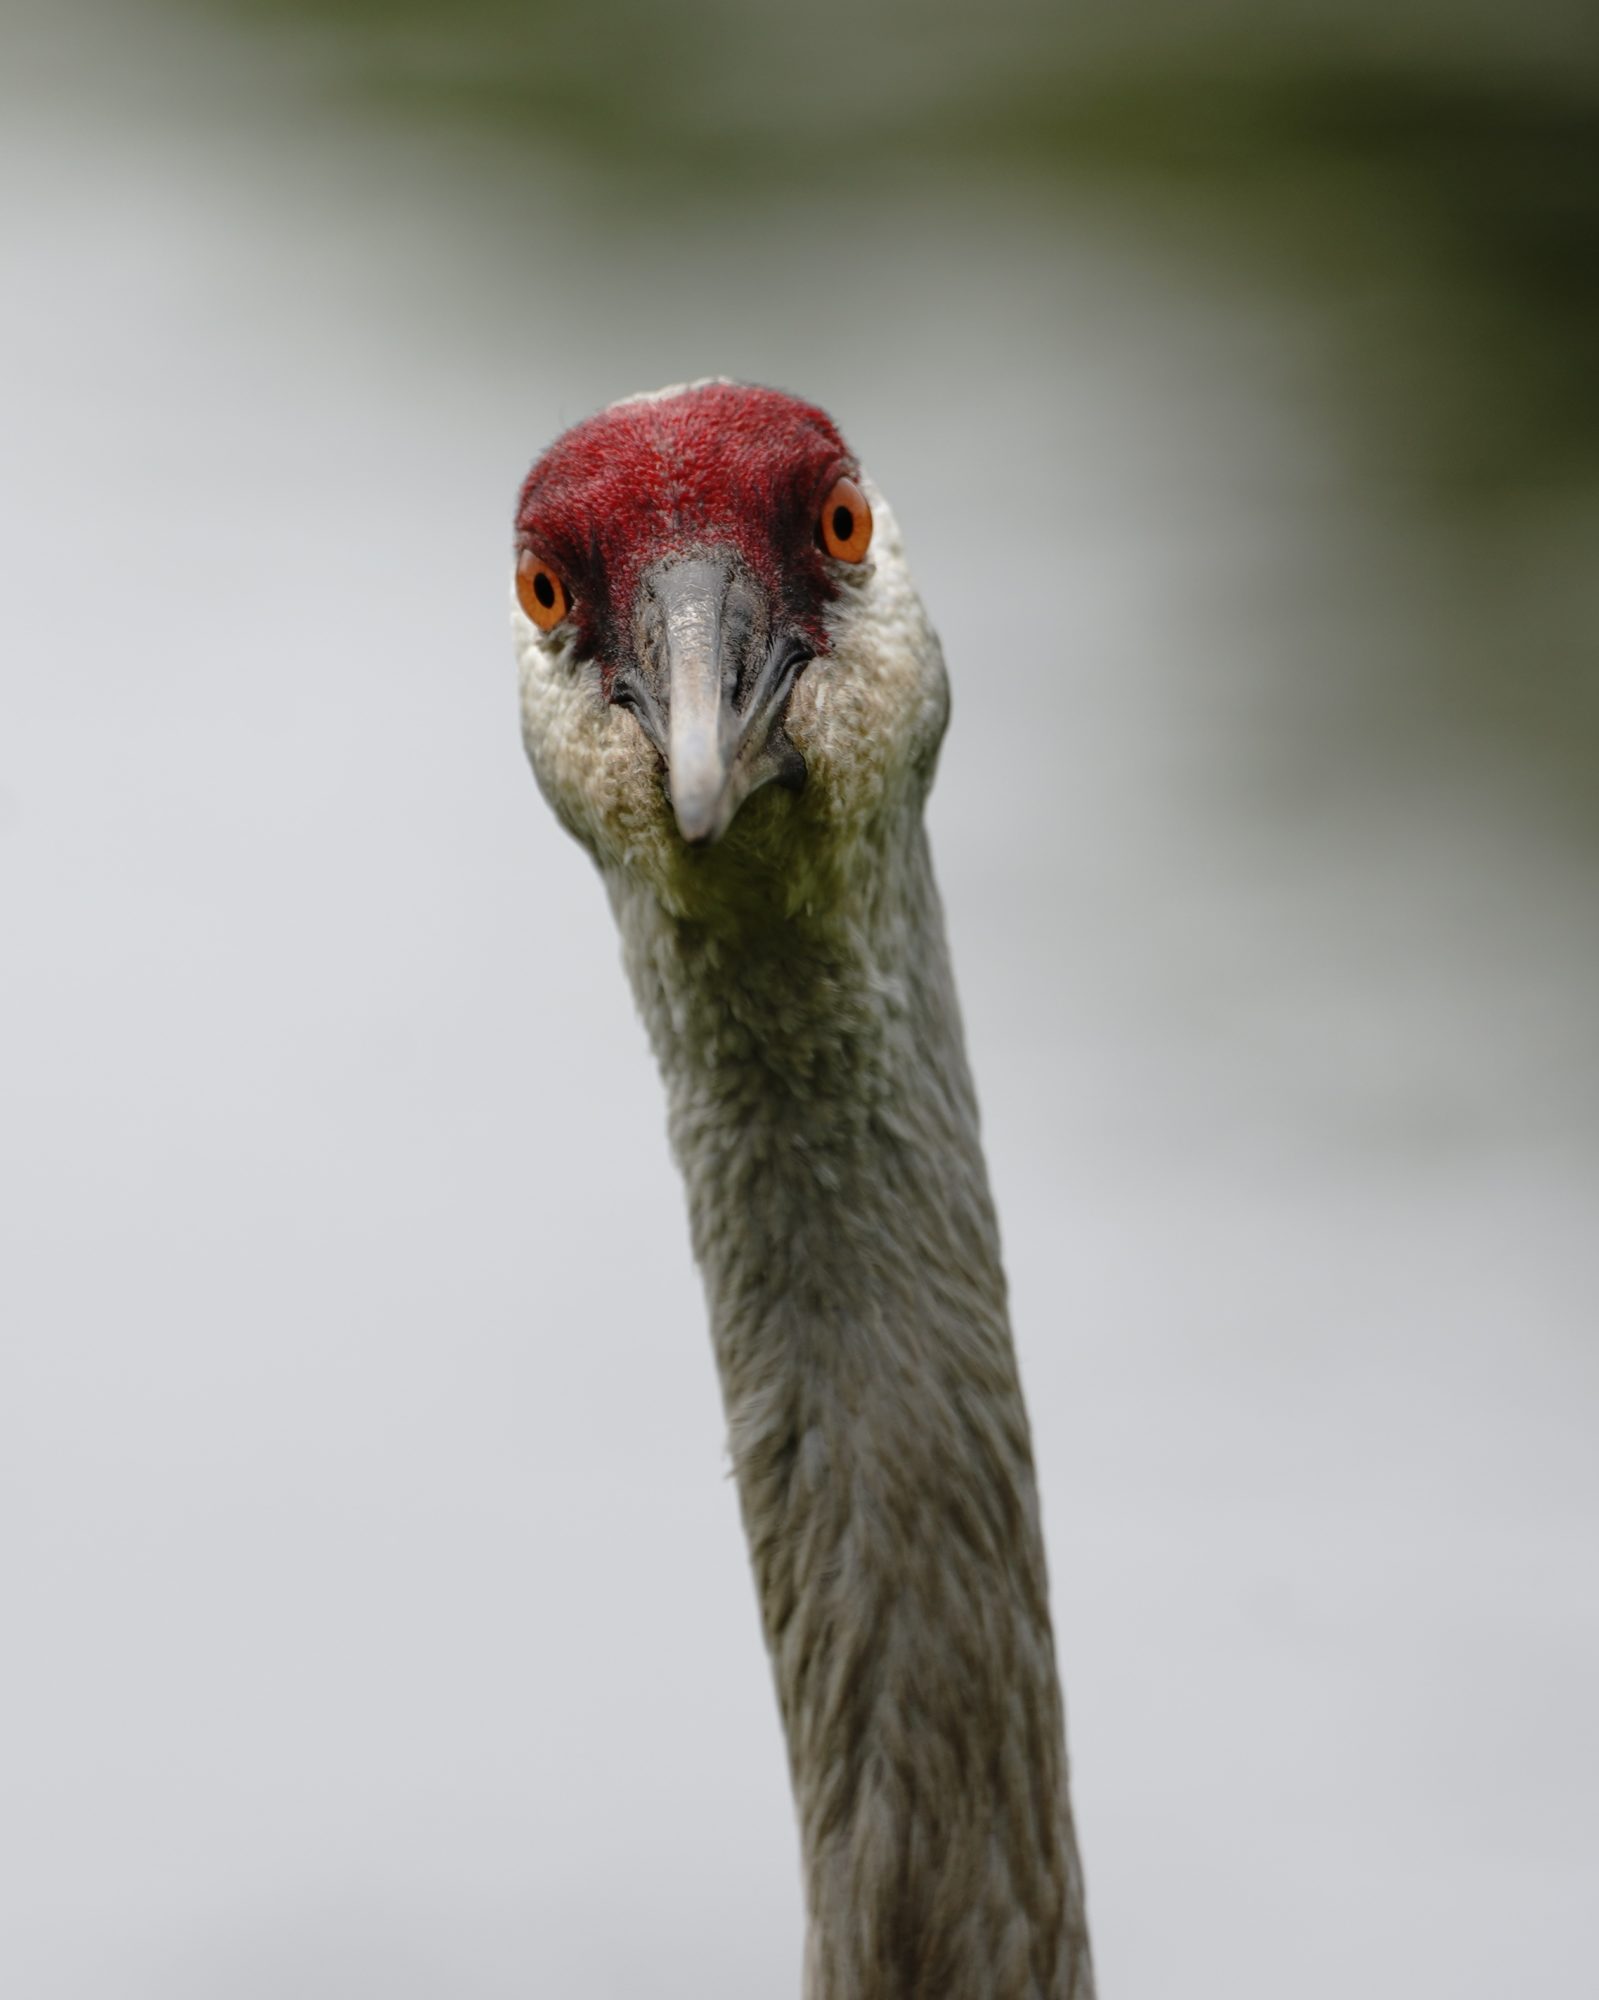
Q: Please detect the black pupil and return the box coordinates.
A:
[533,570,556,609]
[831,505,853,544]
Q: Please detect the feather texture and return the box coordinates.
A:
[515,394,1094,1999]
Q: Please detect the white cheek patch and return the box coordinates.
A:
[514,587,677,870]
[786,486,949,834]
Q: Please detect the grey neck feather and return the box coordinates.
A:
[607,810,1094,2000]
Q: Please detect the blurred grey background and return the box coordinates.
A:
[3,0,1596,1993]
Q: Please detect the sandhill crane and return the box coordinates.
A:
[512,380,1094,1999]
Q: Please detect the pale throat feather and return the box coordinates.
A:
[607,808,1092,2000]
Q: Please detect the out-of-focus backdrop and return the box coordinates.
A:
[4,1,1595,1993]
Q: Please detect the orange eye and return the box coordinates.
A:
[818,476,873,563]
[517,551,569,632]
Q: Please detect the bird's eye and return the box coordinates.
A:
[818,476,873,563]
[517,551,570,632]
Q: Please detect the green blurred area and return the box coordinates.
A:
[193,0,1599,491]
[178,0,1599,808]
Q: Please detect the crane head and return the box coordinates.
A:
[512,381,948,908]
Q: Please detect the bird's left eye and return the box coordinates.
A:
[818,476,873,563]
[517,551,570,632]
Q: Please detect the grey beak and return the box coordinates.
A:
[660,561,739,844]
[621,552,809,846]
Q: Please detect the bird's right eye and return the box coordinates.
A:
[517,552,570,632]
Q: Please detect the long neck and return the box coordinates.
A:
[610,816,1093,2000]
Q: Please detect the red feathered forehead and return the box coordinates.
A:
[514,382,857,665]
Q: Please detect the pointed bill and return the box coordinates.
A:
[625,553,808,848]
[660,569,738,845]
